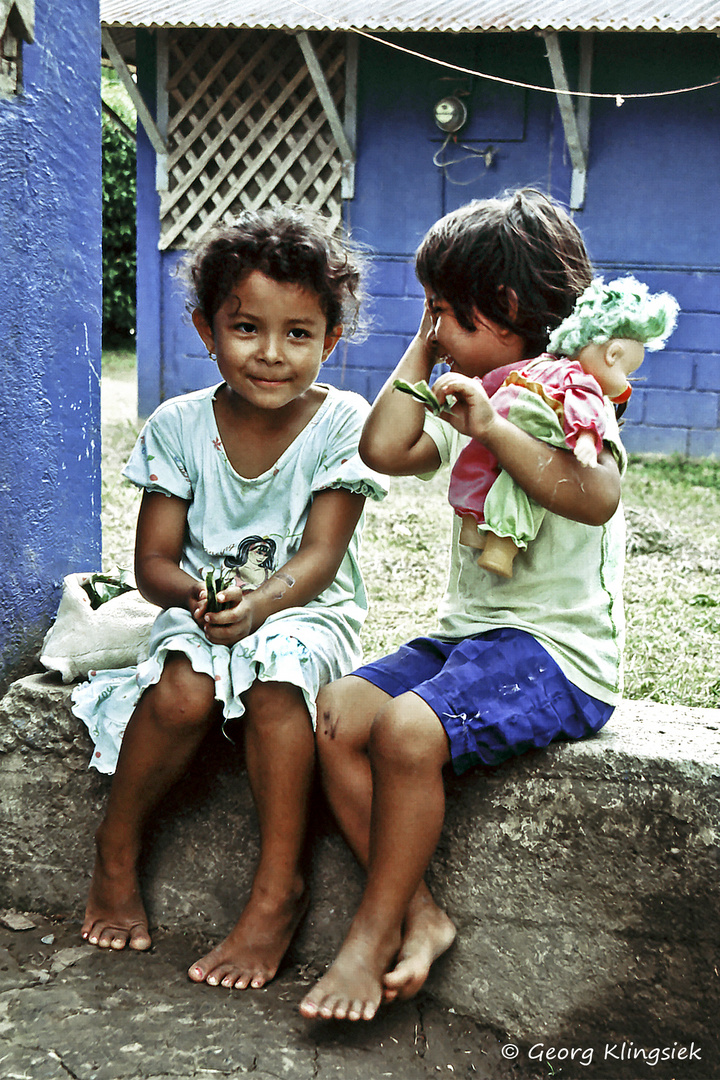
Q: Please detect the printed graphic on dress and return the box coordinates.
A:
[224,536,277,591]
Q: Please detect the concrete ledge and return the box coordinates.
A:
[1,672,719,1048]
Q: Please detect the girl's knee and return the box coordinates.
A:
[316,682,347,748]
[243,680,309,733]
[369,697,449,772]
[316,676,387,756]
[150,655,216,729]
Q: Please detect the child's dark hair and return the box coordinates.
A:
[183,206,366,336]
[415,189,593,358]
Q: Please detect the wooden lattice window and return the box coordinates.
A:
[160,28,348,249]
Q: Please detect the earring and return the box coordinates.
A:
[208,351,217,362]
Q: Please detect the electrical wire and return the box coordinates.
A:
[287,0,720,102]
[433,134,497,184]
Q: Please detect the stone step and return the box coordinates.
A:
[1,672,719,1051]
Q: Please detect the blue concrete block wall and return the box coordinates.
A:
[615,273,720,456]
[0,0,102,689]
[139,29,719,457]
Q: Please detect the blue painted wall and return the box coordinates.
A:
[0,0,102,689]
[138,29,719,456]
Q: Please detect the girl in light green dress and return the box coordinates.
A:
[73,207,387,991]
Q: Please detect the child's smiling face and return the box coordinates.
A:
[424,289,523,378]
[193,271,341,412]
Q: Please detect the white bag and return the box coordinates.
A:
[40,573,160,683]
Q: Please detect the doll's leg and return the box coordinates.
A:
[479,470,547,577]
[316,677,456,1003]
[82,653,217,951]
[449,439,498,551]
[188,680,315,990]
[301,690,452,1021]
[477,532,521,578]
[458,514,487,549]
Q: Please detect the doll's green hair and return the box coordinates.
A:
[547,276,679,357]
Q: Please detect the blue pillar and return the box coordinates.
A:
[135,28,163,418]
[0,0,102,690]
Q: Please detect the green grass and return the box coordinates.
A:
[102,342,137,379]
[621,455,720,709]
[100,356,720,711]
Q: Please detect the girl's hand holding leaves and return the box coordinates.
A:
[203,566,235,612]
[393,378,457,416]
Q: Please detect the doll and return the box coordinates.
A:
[448,276,680,577]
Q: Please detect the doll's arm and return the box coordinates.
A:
[200,488,365,647]
[559,378,608,465]
[573,431,600,468]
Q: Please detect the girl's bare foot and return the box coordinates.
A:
[81,851,151,951]
[188,883,308,990]
[299,926,401,1021]
[383,895,456,1003]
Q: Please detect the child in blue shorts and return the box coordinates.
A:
[300,189,630,1021]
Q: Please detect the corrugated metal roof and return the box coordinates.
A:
[100,0,720,34]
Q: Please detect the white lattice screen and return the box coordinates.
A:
[159,28,347,249]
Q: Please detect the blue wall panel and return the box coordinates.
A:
[689,430,720,457]
[0,0,102,688]
[136,31,164,418]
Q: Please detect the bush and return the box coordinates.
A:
[102,71,137,344]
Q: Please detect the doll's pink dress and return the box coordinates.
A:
[449,354,619,549]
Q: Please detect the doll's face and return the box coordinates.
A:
[578,338,645,399]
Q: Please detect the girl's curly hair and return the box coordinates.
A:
[180,206,367,337]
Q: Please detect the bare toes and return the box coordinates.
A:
[128,925,152,951]
[300,976,382,1022]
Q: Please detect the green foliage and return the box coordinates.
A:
[102,67,136,127]
[102,69,137,344]
[101,345,136,378]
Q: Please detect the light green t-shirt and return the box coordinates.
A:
[422,401,627,705]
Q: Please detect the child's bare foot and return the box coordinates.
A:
[188,883,308,990]
[383,896,456,1003]
[81,851,151,951]
[299,927,401,1021]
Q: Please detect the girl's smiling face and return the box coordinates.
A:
[424,290,524,378]
[193,271,341,412]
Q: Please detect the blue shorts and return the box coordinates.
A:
[352,628,613,775]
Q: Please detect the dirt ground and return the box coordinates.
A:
[0,910,553,1080]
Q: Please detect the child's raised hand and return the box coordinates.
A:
[416,303,444,368]
[431,372,498,441]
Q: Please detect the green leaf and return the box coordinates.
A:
[203,566,235,612]
[393,379,456,415]
[80,572,135,610]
